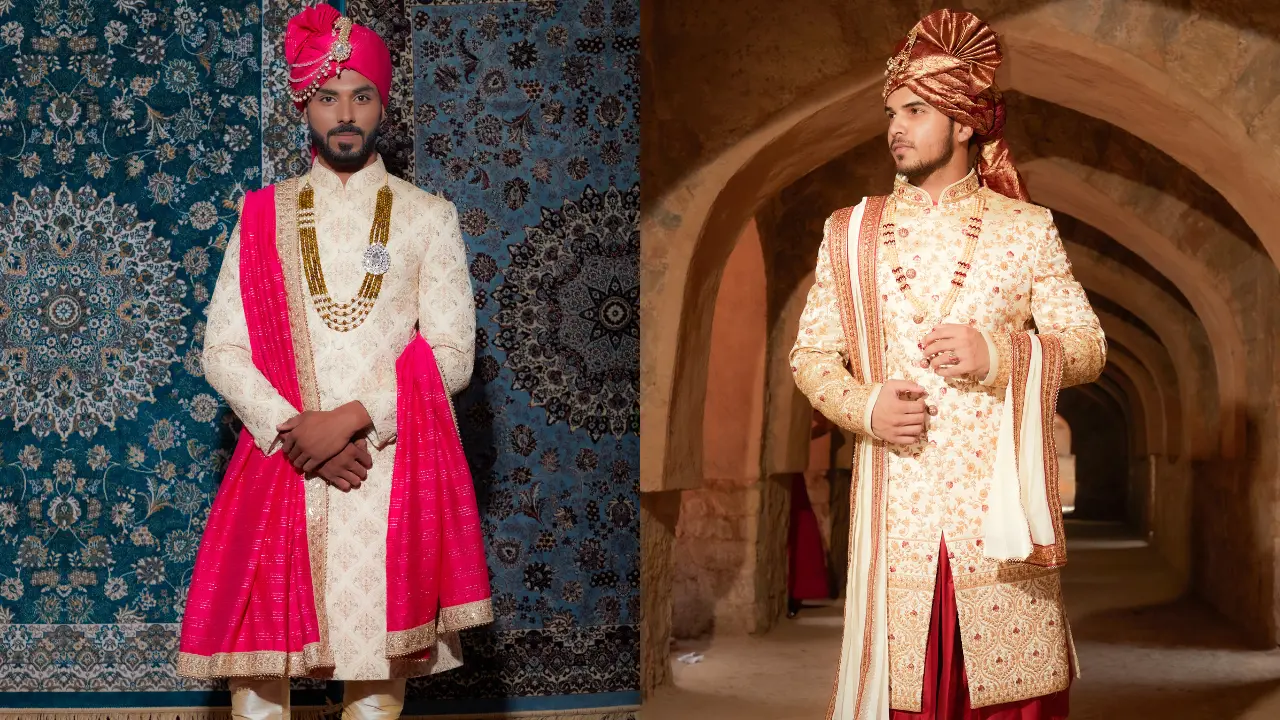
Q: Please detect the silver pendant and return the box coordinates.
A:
[363,244,391,276]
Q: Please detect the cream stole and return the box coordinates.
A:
[983,334,1058,561]
[828,197,891,720]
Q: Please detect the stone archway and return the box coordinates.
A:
[672,222,769,641]
[642,5,1280,693]
[1107,345,1169,458]
[1096,312,1186,461]
[642,24,1273,495]
[1063,243,1220,459]
[1021,159,1246,456]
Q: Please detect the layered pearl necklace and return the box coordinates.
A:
[880,193,985,326]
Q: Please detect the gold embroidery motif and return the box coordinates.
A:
[887,586,932,711]
[892,171,981,207]
[954,571,1071,707]
[439,597,496,634]
[385,622,438,659]
[1024,335,1067,568]
[175,644,329,678]
[853,202,888,719]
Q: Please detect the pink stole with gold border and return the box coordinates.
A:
[176,183,492,678]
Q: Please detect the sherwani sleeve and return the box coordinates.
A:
[790,217,883,438]
[419,200,476,396]
[982,209,1106,389]
[354,199,475,448]
[202,221,299,455]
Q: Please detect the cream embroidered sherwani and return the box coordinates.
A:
[790,171,1105,710]
[203,156,476,680]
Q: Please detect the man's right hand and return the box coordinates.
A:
[870,379,928,445]
[314,438,373,492]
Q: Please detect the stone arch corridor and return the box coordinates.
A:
[640,0,1280,717]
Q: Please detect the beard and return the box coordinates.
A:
[894,119,957,181]
[310,121,381,172]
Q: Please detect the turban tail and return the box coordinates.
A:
[883,10,1029,202]
[286,3,392,112]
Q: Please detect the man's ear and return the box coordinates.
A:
[955,122,974,145]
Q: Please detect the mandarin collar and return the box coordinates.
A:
[308,154,388,196]
[892,169,981,207]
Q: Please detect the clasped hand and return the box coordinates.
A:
[920,324,989,379]
[870,325,990,446]
[276,403,373,492]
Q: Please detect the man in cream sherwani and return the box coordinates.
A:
[791,10,1105,720]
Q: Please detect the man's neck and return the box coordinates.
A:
[909,167,971,204]
[315,152,380,186]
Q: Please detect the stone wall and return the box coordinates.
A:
[672,478,760,638]
[640,492,680,697]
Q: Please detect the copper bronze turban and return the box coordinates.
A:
[883,10,1028,202]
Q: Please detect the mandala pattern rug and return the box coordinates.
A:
[0,0,638,716]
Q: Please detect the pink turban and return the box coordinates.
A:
[285,3,392,111]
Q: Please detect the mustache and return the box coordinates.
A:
[328,124,365,139]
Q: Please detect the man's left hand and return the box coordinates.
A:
[921,324,989,379]
[277,402,373,474]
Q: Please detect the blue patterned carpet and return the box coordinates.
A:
[0,0,638,714]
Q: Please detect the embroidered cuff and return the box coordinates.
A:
[981,330,1013,388]
[1056,330,1107,388]
[353,391,398,449]
[980,330,1000,386]
[863,383,883,440]
[253,404,297,457]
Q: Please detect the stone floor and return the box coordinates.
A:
[643,521,1280,719]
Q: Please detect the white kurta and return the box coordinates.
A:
[202,156,476,679]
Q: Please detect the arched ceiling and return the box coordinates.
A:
[641,0,1280,491]
[646,0,1280,202]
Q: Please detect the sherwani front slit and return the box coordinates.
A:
[790,171,1105,716]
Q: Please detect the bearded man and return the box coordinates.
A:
[175,5,492,719]
[790,10,1105,719]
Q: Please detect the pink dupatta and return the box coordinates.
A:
[177,185,492,677]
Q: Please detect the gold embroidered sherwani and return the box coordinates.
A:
[202,156,476,680]
[790,171,1105,710]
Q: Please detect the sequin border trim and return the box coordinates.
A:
[439,597,495,634]
[276,177,336,670]
[173,644,327,678]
